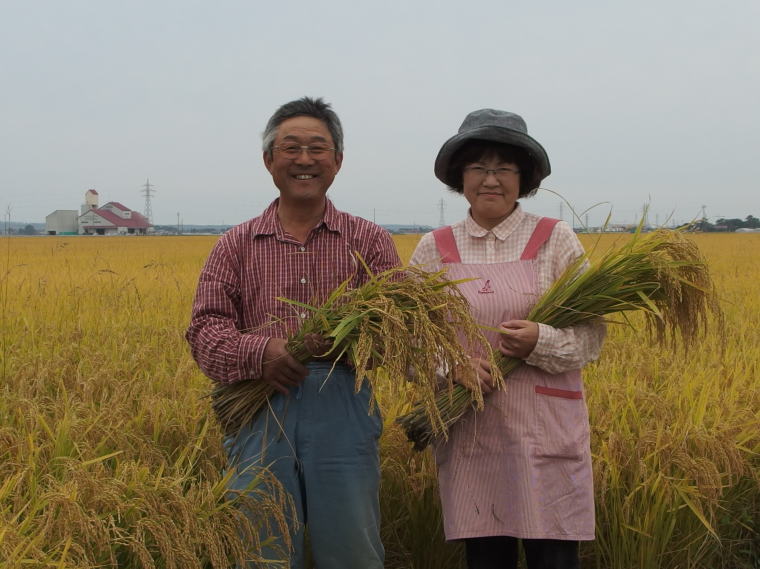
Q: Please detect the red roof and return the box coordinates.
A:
[82,207,151,228]
[86,189,99,195]
[105,201,130,211]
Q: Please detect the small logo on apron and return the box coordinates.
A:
[478,279,495,294]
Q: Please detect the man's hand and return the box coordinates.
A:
[454,357,495,394]
[262,338,309,395]
[303,332,333,358]
[498,320,539,360]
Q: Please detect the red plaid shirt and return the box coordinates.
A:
[186,198,401,384]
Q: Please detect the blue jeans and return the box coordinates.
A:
[225,362,384,569]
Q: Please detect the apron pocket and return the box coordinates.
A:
[534,385,589,460]
[535,385,583,399]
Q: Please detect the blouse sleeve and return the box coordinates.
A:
[409,232,441,270]
[524,222,606,374]
[408,231,449,382]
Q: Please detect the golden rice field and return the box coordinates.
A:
[1,232,758,568]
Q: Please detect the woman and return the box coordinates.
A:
[410,109,605,569]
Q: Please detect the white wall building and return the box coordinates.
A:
[45,210,79,235]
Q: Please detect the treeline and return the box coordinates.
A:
[695,215,759,232]
[5,224,41,235]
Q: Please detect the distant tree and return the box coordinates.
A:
[745,215,760,229]
[20,224,37,235]
[715,218,743,231]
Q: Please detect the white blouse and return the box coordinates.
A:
[410,203,605,374]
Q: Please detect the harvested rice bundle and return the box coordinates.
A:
[211,263,500,438]
[397,228,724,450]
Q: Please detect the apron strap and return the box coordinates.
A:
[432,226,462,263]
[520,217,560,260]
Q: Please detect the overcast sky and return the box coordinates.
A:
[2,0,758,228]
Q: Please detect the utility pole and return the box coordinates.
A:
[3,205,11,236]
[438,198,446,227]
[141,178,156,224]
[176,212,181,235]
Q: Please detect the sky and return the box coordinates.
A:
[2,0,758,228]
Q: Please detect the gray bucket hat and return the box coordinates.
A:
[434,109,551,190]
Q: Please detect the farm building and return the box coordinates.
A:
[46,190,152,235]
[45,210,79,235]
[79,200,151,235]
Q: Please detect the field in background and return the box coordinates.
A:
[1,233,758,568]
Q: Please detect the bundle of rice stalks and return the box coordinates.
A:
[211,262,500,438]
[397,228,724,450]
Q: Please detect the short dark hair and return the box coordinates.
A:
[262,96,344,155]
[445,140,538,197]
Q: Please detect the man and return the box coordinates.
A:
[186,97,400,568]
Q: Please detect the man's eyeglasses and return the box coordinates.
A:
[464,165,520,179]
[273,144,336,159]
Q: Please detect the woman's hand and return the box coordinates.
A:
[499,320,539,360]
[454,357,495,394]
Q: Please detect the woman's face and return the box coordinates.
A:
[462,155,521,229]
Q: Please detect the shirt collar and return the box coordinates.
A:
[249,197,343,237]
[320,199,342,233]
[249,199,280,236]
[464,202,525,241]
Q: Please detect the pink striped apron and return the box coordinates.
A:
[433,218,595,541]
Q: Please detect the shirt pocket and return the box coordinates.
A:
[534,384,590,460]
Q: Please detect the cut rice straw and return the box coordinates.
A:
[396,226,725,450]
[210,258,501,439]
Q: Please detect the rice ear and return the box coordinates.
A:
[210,258,497,439]
[397,228,725,450]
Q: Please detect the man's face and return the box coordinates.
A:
[263,116,343,205]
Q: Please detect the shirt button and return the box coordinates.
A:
[300,313,307,319]
[300,277,307,284]
[299,246,306,252]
